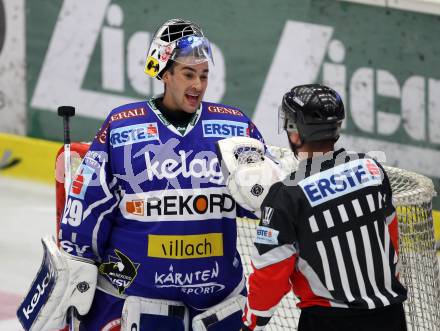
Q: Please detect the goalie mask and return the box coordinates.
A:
[145,18,214,79]
[279,84,345,143]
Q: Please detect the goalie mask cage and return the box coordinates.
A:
[55,143,440,330]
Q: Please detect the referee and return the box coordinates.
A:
[242,84,407,331]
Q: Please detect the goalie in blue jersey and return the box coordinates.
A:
[17,18,287,331]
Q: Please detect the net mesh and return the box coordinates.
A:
[387,168,440,331]
[237,146,440,330]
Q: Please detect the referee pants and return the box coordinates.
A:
[298,303,407,331]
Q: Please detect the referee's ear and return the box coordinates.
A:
[288,131,301,145]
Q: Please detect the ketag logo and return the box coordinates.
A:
[202,120,249,138]
[144,149,223,184]
[298,158,382,207]
[110,122,159,147]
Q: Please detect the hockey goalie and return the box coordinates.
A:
[16,18,294,331]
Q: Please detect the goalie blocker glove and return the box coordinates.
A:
[17,236,98,331]
[217,137,285,214]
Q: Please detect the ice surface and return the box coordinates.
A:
[0,176,55,330]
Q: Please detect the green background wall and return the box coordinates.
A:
[25,0,440,208]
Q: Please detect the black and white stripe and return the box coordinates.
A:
[304,192,400,309]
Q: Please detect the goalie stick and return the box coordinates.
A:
[57,106,75,198]
[57,106,79,331]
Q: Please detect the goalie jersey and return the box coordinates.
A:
[59,98,263,310]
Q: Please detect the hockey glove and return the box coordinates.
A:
[217,137,284,213]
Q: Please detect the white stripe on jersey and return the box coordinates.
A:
[374,221,398,298]
[360,225,390,306]
[346,230,375,309]
[245,298,277,317]
[297,257,339,303]
[338,204,349,223]
[323,210,335,228]
[330,301,349,308]
[385,211,396,225]
[83,161,116,220]
[316,241,334,291]
[92,195,121,261]
[309,215,319,233]
[331,236,355,302]
[366,194,376,212]
[352,199,364,217]
[251,244,296,270]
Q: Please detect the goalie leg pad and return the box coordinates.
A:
[16,236,98,331]
[192,295,246,331]
[121,296,190,331]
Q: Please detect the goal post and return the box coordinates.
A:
[387,167,440,331]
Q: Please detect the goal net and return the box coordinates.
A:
[55,143,440,330]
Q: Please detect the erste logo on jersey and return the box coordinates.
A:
[255,226,279,245]
[96,107,147,143]
[299,158,383,207]
[122,187,236,222]
[110,122,159,147]
[202,120,249,138]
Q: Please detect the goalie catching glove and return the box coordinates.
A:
[17,236,98,331]
[217,137,285,213]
